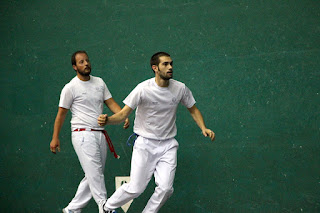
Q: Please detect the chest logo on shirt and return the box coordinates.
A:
[95,86,104,92]
[152,101,159,105]
[170,97,178,105]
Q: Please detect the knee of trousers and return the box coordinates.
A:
[124,183,148,198]
[157,186,174,197]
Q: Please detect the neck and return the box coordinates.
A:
[77,73,90,81]
[155,75,169,87]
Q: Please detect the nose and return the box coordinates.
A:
[84,61,89,66]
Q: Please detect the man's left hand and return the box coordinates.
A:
[202,129,215,141]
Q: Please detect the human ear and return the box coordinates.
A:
[152,65,158,72]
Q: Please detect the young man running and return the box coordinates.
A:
[98,52,215,213]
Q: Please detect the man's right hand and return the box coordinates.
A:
[98,114,108,126]
[50,138,61,154]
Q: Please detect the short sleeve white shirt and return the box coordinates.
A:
[123,78,196,140]
[59,75,112,130]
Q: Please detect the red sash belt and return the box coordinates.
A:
[74,128,120,159]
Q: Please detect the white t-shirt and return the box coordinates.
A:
[124,78,196,140]
[59,75,112,130]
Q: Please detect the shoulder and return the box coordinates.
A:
[90,75,108,87]
[169,79,186,88]
[60,77,77,96]
[63,76,77,89]
[135,78,153,90]
[91,75,104,83]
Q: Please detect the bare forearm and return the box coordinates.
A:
[52,118,64,139]
[104,105,133,125]
[107,112,128,125]
[188,105,207,131]
[191,109,207,130]
[50,108,68,153]
[52,108,68,139]
[109,102,122,114]
[105,98,122,114]
[188,105,215,141]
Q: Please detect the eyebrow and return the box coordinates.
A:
[78,58,89,63]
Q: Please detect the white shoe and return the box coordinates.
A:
[98,200,117,213]
[62,207,82,213]
[62,208,73,213]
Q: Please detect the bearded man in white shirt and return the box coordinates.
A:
[50,50,129,213]
[98,52,215,213]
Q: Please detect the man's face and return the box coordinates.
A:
[73,53,91,76]
[155,56,173,80]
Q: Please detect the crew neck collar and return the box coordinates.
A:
[152,77,170,90]
[76,75,91,82]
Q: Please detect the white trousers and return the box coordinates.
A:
[67,130,108,212]
[106,136,179,213]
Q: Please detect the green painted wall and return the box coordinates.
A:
[1,0,319,212]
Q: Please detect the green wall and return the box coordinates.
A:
[1,0,319,212]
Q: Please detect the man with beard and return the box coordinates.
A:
[50,50,129,213]
[98,52,215,213]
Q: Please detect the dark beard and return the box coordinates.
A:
[158,67,172,80]
[78,71,90,76]
[78,67,91,76]
[159,74,172,80]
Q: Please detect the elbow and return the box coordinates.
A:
[109,106,131,125]
[118,114,127,124]
[117,110,128,123]
[108,112,126,125]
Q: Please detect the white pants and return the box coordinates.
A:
[67,130,108,212]
[106,136,179,213]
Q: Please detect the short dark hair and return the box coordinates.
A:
[71,50,88,66]
[150,52,171,70]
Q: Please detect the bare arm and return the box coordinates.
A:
[187,105,215,141]
[104,98,130,129]
[50,107,68,154]
[104,98,122,113]
[98,105,133,126]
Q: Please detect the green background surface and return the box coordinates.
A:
[1,0,319,212]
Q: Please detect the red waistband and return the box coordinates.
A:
[73,128,120,159]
